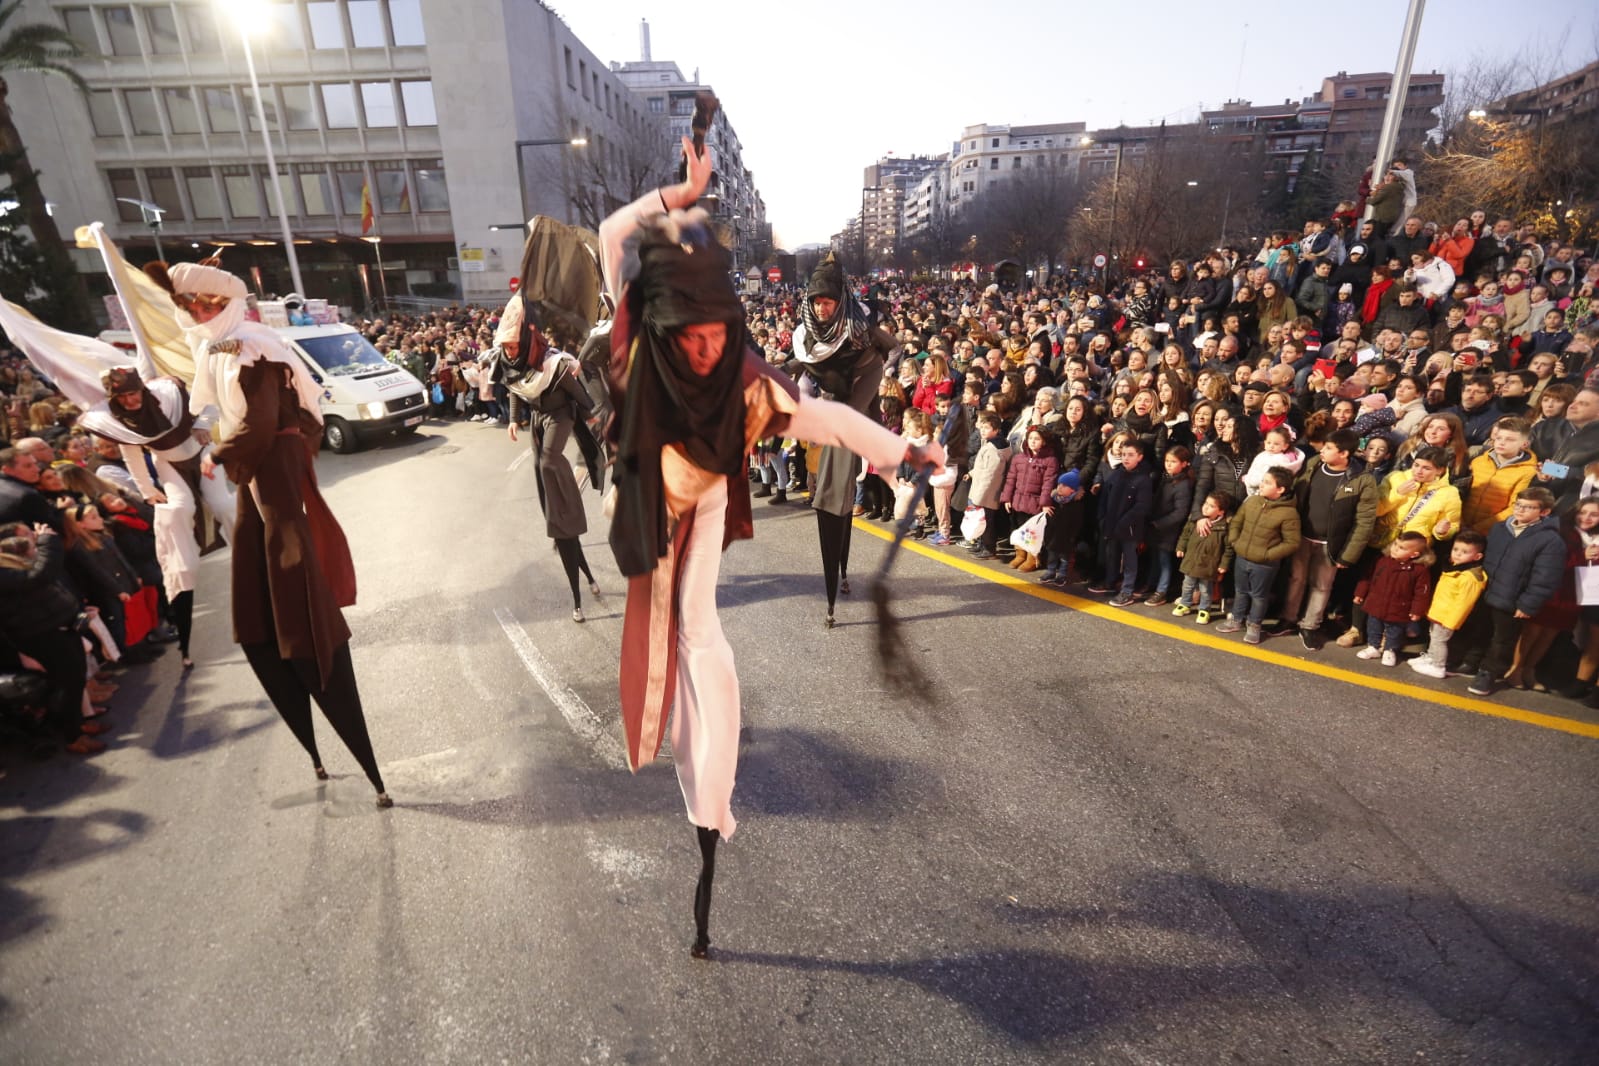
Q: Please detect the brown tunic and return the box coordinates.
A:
[210,360,357,684]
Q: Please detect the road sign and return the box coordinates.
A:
[1093,254,1107,269]
[766,266,782,283]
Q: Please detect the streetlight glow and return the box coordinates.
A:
[1468,109,1488,119]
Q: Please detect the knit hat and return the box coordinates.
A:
[1057,469,1082,492]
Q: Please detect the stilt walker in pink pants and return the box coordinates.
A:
[600,136,944,958]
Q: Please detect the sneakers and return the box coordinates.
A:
[1109,592,1136,607]
[1299,628,1324,652]
[1334,626,1364,648]
[1144,594,1169,607]
[1466,671,1495,696]
[1214,618,1242,634]
[1195,610,1212,625]
[1356,646,1381,660]
[973,549,997,560]
[1409,658,1447,679]
[1381,650,1398,667]
[928,532,951,546]
[64,735,106,755]
[1244,623,1262,645]
[1170,604,1192,617]
[1084,584,1112,595]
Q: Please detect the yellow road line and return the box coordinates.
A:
[854,521,1599,741]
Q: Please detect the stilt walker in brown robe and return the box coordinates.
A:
[165,261,391,808]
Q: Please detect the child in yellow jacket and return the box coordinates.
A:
[1409,529,1487,679]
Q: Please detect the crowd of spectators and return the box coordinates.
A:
[743,200,1598,704]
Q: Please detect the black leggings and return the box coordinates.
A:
[242,641,384,793]
[169,591,194,657]
[554,537,595,609]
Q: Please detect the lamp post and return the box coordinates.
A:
[224,0,304,296]
[1082,135,1128,271]
[515,137,588,224]
[116,198,167,260]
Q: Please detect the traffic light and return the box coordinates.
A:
[1134,257,1147,271]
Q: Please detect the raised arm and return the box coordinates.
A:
[599,136,714,302]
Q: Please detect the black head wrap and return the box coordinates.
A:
[609,217,749,575]
[806,252,845,299]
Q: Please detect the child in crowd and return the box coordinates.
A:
[1000,426,1060,572]
[966,412,1013,560]
[1461,418,1537,534]
[1217,467,1302,643]
[895,408,933,536]
[1144,446,1194,606]
[1090,440,1152,604]
[1354,531,1434,666]
[1242,426,1303,495]
[1038,469,1083,586]
[1173,491,1233,624]
[1361,435,1394,481]
[1459,487,1567,698]
[1409,530,1487,679]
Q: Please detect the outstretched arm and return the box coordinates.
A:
[598,137,714,302]
[787,394,946,477]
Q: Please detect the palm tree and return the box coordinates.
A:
[0,0,92,329]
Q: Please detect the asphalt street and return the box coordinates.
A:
[2,419,1596,1065]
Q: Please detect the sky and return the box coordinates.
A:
[555,0,1599,249]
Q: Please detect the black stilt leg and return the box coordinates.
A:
[243,641,324,774]
[692,825,719,959]
[816,510,846,626]
[288,643,386,796]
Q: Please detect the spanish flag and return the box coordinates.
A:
[360,180,374,234]
[398,180,410,214]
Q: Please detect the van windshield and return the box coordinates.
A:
[295,333,393,378]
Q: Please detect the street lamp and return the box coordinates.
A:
[116,197,167,260]
[222,0,303,296]
[1081,135,1128,270]
[515,137,588,223]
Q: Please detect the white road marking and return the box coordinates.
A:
[506,448,533,473]
[494,606,625,767]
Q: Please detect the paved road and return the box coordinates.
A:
[3,420,1596,1064]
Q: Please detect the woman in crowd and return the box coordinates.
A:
[1189,405,1260,527]
[63,502,141,655]
[912,352,954,416]
[1529,383,1577,461]
[1393,413,1470,484]
[1156,376,1194,455]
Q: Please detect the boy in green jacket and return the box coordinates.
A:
[1216,467,1302,644]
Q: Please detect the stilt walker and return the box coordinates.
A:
[163,261,392,807]
[494,298,605,622]
[600,128,943,958]
[790,254,899,627]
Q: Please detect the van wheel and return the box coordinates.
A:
[323,417,358,453]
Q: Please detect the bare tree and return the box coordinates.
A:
[965,155,1080,274]
[531,114,672,232]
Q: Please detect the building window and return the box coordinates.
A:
[592,72,600,103]
[989,158,998,170]
[204,87,239,134]
[333,164,367,215]
[103,6,141,56]
[163,88,201,134]
[648,97,664,113]
[87,90,121,136]
[307,1,345,48]
[267,3,304,49]
[241,86,277,132]
[604,84,611,116]
[565,47,574,88]
[107,169,143,221]
[580,60,589,99]
[1012,156,1022,168]
[183,3,221,51]
[400,81,436,126]
[145,168,184,220]
[221,166,259,218]
[297,165,334,215]
[412,160,449,212]
[124,89,162,135]
[373,163,408,212]
[321,83,359,128]
[184,166,222,219]
[60,8,101,55]
[990,137,999,148]
[280,84,317,129]
[264,166,296,218]
[360,82,397,127]
[144,6,181,53]
[348,0,386,47]
[390,0,424,45]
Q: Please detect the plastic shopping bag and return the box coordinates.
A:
[1009,511,1048,554]
[960,505,987,542]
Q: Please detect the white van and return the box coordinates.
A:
[99,325,428,453]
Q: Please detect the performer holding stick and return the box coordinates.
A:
[791,254,899,628]
[164,261,392,808]
[600,128,943,958]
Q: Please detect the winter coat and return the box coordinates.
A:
[1001,447,1059,513]
[1375,470,1462,547]
[1460,451,1538,534]
[1222,494,1302,567]
[1177,516,1229,578]
[1373,300,1430,337]
[1098,463,1153,542]
[1367,179,1405,228]
[968,437,1013,510]
[0,474,64,533]
[1483,514,1567,616]
[1430,233,1474,276]
[1295,275,1332,320]
[1427,563,1487,630]
[1355,554,1433,623]
[1189,447,1251,521]
[0,533,81,640]
[1056,421,1103,484]
[1148,474,1194,550]
[1292,458,1380,566]
[1532,418,1599,514]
